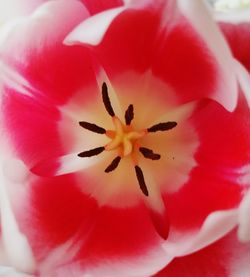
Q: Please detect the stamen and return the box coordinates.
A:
[78,146,105,158]
[79,121,106,134]
[102,82,115,117]
[135,165,149,197]
[147,122,177,133]
[139,147,161,160]
[125,104,134,125]
[105,156,121,173]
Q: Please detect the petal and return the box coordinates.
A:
[16,174,99,258]
[234,59,250,108]
[2,88,62,167]
[31,151,108,177]
[68,0,238,111]
[65,204,168,277]
[0,0,46,22]
[66,2,171,75]
[79,0,124,15]
[0,0,93,105]
[160,95,249,251]
[142,171,169,240]
[65,7,127,46]
[219,19,250,72]
[16,175,170,277]
[155,231,250,277]
[0,0,97,167]
[178,0,238,111]
[238,190,250,242]
[0,160,35,273]
[163,209,238,258]
[0,266,32,277]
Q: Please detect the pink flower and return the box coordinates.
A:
[0,0,249,276]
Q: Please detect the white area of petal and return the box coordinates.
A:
[143,171,165,214]
[238,190,250,242]
[152,101,197,125]
[0,0,44,23]
[237,164,250,186]
[57,152,105,176]
[230,249,250,277]
[3,159,29,184]
[76,248,173,277]
[0,160,36,273]
[94,64,123,119]
[64,7,126,46]
[37,220,172,277]
[178,0,238,112]
[38,239,83,277]
[234,59,250,109]
[0,61,35,98]
[163,209,238,257]
[0,266,32,277]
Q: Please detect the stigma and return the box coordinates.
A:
[78,82,177,197]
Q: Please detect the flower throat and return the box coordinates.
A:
[78,82,177,197]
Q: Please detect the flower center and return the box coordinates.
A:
[78,82,177,197]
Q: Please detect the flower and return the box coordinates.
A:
[0,0,250,276]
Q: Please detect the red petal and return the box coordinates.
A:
[220,22,250,72]
[147,205,169,240]
[2,89,62,167]
[16,175,167,275]
[80,0,124,15]
[154,231,250,277]
[85,1,237,109]
[17,175,98,255]
[152,18,218,105]
[164,95,249,232]
[0,0,95,105]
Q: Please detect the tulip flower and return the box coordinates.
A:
[0,0,250,276]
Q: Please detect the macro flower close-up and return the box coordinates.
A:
[0,0,250,276]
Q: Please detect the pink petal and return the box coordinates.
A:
[79,0,124,15]
[15,175,169,276]
[65,7,127,46]
[164,96,249,233]
[219,20,250,72]
[234,59,250,109]
[155,231,250,277]
[238,190,250,242]
[0,266,32,277]
[0,160,36,273]
[163,209,238,258]
[2,88,63,167]
[16,175,99,259]
[67,2,166,75]
[143,173,170,240]
[0,1,97,167]
[178,0,238,111]
[68,0,238,110]
[0,0,46,22]
[0,0,92,105]
[31,152,106,177]
[68,203,167,276]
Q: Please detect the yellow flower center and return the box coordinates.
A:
[105,116,146,157]
[77,82,177,197]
